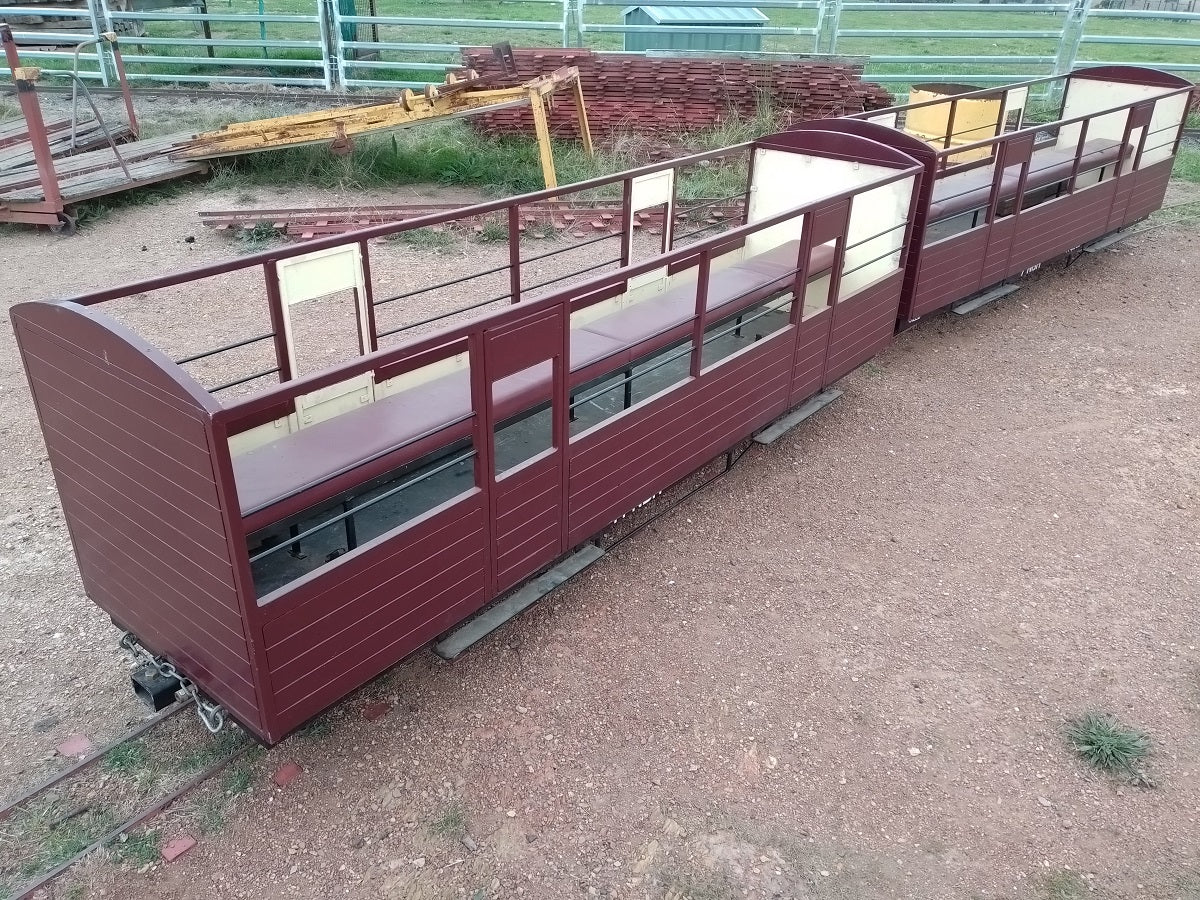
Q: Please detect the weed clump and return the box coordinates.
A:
[1065,711,1152,784]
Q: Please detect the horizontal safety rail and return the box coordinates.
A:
[0,2,108,83]
[200,156,918,436]
[100,4,329,88]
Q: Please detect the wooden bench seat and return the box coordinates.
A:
[928,139,1128,223]
[233,239,836,524]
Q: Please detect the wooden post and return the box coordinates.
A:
[528,89,558,190]
[572,76,594,157]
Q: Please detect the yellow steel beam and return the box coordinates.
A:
[169,66,591,170]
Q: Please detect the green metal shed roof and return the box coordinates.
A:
[620,5,769,24]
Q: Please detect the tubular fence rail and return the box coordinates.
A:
[1,0,1197,92]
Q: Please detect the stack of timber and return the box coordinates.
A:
[459,48,895,138]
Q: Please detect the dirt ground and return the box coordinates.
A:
[0,168,1198,900]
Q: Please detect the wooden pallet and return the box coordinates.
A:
[0,132,205,206]
[0,117,136,172]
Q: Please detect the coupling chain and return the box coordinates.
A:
[118,632,226,733]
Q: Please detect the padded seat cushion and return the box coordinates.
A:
[929,139,1128,222]
[234,240,840,519]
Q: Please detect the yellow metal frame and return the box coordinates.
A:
[170,66,594,190]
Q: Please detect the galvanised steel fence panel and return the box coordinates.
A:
[832,0,1074,88]
[1078,6,1200,75]
[330,0,570,89]
[0,0,109,84]
[4,0,1197,95]
[101,1,330,87]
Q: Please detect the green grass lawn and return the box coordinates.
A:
[103,0,1199,92]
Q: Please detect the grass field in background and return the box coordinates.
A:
[102,1,1200,90]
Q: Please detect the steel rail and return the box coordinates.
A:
[0,699,193,825]
[10,738,253,900]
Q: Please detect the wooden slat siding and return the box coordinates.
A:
[24,361,217,484]
[567,336,792,545]
[569,339,785,488]
[14,310,216,420]
[261,494,482,636]
[10,303,262,734]
[980,218,1018,288]
[69,528,253,679]
[35,418,240,568]
[791,309,832,404]
[911,229,989,319]
[494,457,562,592]
[1122,160,1173,225]
[265,496,484,652]
[262,498,489,729]
[32,391,223,524]
[822,272,904,385]
[70,556,258,720]
[1107,174,1137,232]
[1006,181,1121,274]
[45,477,244,640]
[603,348,792,516]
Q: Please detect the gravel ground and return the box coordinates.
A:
[0,171,1198,900]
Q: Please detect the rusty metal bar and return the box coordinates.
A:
[0,699,192,825]
[11,739,252,900]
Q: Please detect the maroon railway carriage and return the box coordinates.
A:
[832,65,1193,324]
[11,122,924,743]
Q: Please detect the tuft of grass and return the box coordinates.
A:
[298,714,334,740]
[233,221,281,253]
[222,763,255,796]
[1173,144,1200,184]
[1065,712,1152,783]
[390,226,455,251]
[429,801,467,839]
[177,729,246,773]
[477,217,509,242]
[103,740,150,775]
[62,882,88,900]
[1044,869,1088,900]
[8,802,119,879]
[113,829,161,866]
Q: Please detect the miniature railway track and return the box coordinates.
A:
[0,702,252,899]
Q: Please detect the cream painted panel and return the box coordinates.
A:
[803,272,832,319]
[295,372,374,428]
[838,174,915,299]
[275,243,372,389]
[745,149,896,257]
[630,169,674,211]
[1000,86,1028,132]
[229,415,298,457]
[375,352,469,398]
[277,244,365,305]
[1141,93,1188,167]
[1057,78,1175,149]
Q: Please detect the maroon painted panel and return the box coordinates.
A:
[9,302,261,734]
[262,493,488,732]
[1006,180,1120,274]
[911,229,990,319]
[791,309,832,404]
[980,217,1018,287]
[493,455,562,592]
[567,334,793,545]
[823,271,904,385]
[1121,159,1174,225]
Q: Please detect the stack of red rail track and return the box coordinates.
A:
[459,48,895,138]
